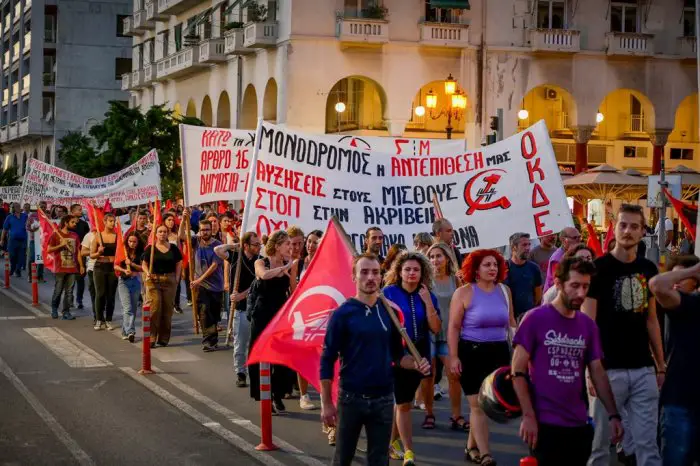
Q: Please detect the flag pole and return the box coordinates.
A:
[148,198,158,275]
[225,117,265,347]
[330,216,422,362]
[186,212,200,334]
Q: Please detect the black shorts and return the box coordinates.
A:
[458,339,510,396]
[393,367,428,405]
[534,423,593,466]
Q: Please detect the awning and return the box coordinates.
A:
[430,0,470,9]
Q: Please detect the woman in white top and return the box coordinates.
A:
[541,244,594,304]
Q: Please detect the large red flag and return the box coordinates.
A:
[87,203,104,232]
[583,221,603,258]
[165,199,173,211]
[114,218,127,277]
[247,219,356,399]
[38,209,57,273]
[664,188,697,242]
[217,200,228,214]
[103,199,112,213]
[603,221,615,253]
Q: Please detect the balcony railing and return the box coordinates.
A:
[133,9,147,32]
[123,16,134,36]
[606,32,654,57]
[12,42,19,61]
[11,82,18,100]
[24,0,31,12]
[243,22,278,48]
[677,36,697,59]
[629,114,645,133]
[157,0,202,16]
[8,122,17,141]
[529,28,580,53]
[199,38,226,62]
[0,126,7,143]
[145,1,167,23]
[3,51,8,69]
[419,22,469,48]
[121,73,131,90]
[23,32,30,53]
[144,63,154,83]
[18,117,28,137]
[224,29,252,55]
[156,47,204,80]
[21,75,29,95]
[131,69,144,88]
[336,18,389,45]
[2,89,7,106]
[43,72,55,86]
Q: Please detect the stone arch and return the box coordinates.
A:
[32,148,38,159]
[263,79,278,122]
[173,102,183,119]
[216,91,231,128]
[324,76,387,134]
[596,89,656,140]
[44,146,51,164]
[200,95,213,126]
[409,79,469,138]
[185,98,197,118]
[240,84,258,130]
[518,84,578,135]
[669,93,698,144]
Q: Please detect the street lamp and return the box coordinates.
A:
[518,109,529,120]
[425,75,467,140]
[334,102,346,113]
[596,111,604,123]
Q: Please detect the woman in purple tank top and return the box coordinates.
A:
[448,249,515,466]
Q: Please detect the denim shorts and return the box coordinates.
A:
[431,340,449,359]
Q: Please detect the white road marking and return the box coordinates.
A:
[152,347,201,363]
[0,287,49,317]
[120,367,287,466]
[24,327,112,368]
[0,316,37,320]
[155,369,325,466]
[0,355,94,465]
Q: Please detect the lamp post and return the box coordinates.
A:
[416,74,466,140]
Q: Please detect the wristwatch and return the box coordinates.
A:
[608,414,622,421]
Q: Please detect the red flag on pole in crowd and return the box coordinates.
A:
[664,188,697,242]
[165,199,173,211]
[148,198,162,246]
[603,221,615,253]
[246,219,356,400]
[114,218,127,277]
[87,203,105,232]
[38,209,57,273]
[218,200,228,214]
[104,199,112,213]
[583,221,604,258]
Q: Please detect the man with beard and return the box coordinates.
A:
[529,233,557,283]
[432,218,462,266]
[364,227,385,264]
[504,232,543,320]
[133,210,150,246]
[543,227,582,293]
[46,215,84,320]
[583,204,664,466]
[320,254,430,466]
[512,257,623,466]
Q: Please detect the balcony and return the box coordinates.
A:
[144,63,155,84]
[131,68,144,88]
[243,22,278,48]
[419,22,469,48]
[606,32,654,57]
[157,0,202,16]
[145,1,168,24]
[133,9,147,32]
[11,82,18,101]
[156,47,205,80]
[8,122,17,140]
[336,18,389,45]
[121,72,131,90]
[12,42,19,61]
[529,28,580,53]
[23,32,30,54]
[122,16,134,36]
[2,89,7,106]
[677,36,697,59]
[18,117,28,137]
[198,38,226,63]
[0,126,7,143]
[13,3,20,22]
[224,29,252,55]
[3,16,9,33]
[24,0,31,12]
[3,51,8,69]
[21,75,29,96]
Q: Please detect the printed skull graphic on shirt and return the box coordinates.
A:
[613,273,648,313]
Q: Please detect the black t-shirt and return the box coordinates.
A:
[70,219,90,242]
[588,253,658,370]
[661,292,700,410]
[142,244,182,274]
[227,250,260,310]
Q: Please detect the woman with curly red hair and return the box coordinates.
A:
[448,249,516,466]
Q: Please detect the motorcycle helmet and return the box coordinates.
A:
[478,366,522,424]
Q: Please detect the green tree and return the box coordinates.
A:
[0,165,19,186]
[57,101,204,200]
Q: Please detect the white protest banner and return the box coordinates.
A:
[243,120,572,252]
[179,125,466,207]
[20,150,161,208]
[0,185,21,203]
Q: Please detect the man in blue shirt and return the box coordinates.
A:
[1,203,29,277]
[191,219,224,352]
[504,232,543,320]
[320,253,429,466]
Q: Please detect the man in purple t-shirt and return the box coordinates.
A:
[543,227,582,293]
[511,257,623,466]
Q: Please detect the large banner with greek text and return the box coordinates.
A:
[179,125,466,206]
[241,120,572,252]
[20,150,161,208]
[0,185,21,203]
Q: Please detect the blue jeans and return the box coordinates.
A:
[118,275,141,336]
[8,237,26,276]
[51,273,76,315]
[333,392,394,466]
[661,405,700,466]
[232,309,250,375]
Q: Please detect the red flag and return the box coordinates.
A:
[103,199,112,213]
[38,209,57,273]
[247,220,356,401]
[218,200,227,214]
[603,221,615,253]
[584,222,603,258]
[181,232,189,271]
[87,203,105,232]
[148,199,162,246]
[165,200,173,211]
[114,218,127,277]
[664,188,697,242]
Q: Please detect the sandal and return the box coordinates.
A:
[449,415,470,432]
[465,447,481,464]
[480,454,496,466]
[421,414,436,429]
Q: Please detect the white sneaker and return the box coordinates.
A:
[299,394,316,410]
[433,384,444,400]
[105,322,114,331]
[93,324,102,330]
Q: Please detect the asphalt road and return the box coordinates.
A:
[0,259,539,466]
